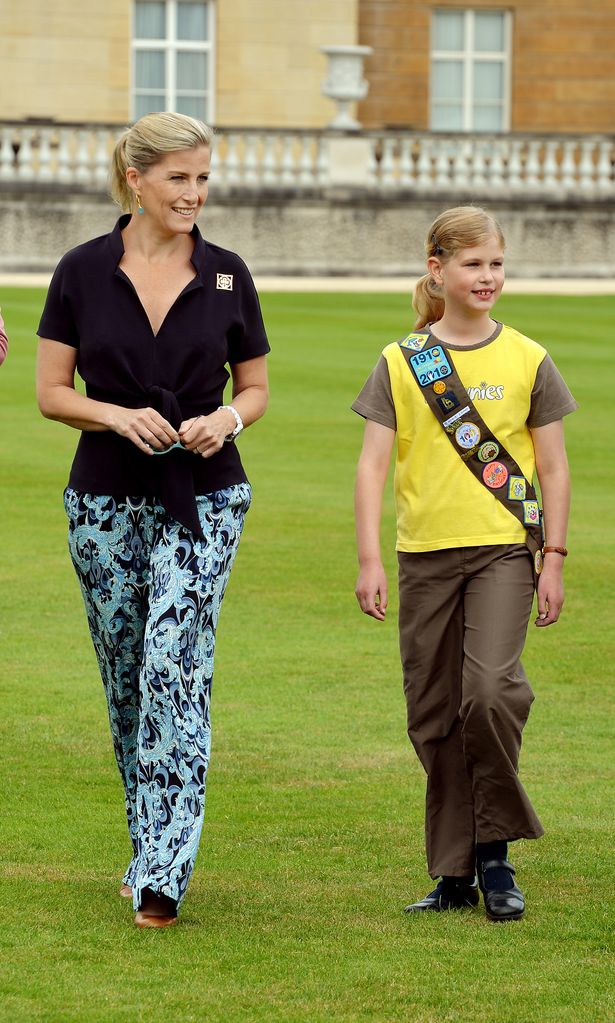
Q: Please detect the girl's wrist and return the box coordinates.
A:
[543,545,568,558]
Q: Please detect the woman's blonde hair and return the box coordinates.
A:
[110,111,214,211]
[413,206,505,329]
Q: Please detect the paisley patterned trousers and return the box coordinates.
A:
[64,484,251,913]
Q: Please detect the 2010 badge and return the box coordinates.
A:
[455,422,481,449]
[482,461,509,489]
[409,346,453,387]
[477,441,499,463]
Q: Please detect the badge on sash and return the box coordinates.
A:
[400,333,429,351]
[436,390,460,413]
[482,461,509,489]
[508,476,526,501]
[523,500,540,524]
[477,441,499,463]
[455,422,481,449]
[409,346,453,387]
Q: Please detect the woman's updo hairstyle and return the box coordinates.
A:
[110,111,214,211]
[413,206,505,329]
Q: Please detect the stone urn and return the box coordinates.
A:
[320,44,373,131]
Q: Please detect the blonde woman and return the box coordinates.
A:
[353,206,576,921]
[37,112,269,928]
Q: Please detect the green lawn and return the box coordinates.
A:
[0,289,613,1023]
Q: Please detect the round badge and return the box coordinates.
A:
[534,550,543,575]
[477,441,500,463]
[433,381,446,395]
[482,461,509,489]
[454,422,481,450]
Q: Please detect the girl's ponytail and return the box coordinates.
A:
[413,273,445,330]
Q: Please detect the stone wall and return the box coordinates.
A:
[1,184,614,278]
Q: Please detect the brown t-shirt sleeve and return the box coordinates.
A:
[527,354,579,428]
[351,355,397,430]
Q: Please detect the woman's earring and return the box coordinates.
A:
[136,192,144,215]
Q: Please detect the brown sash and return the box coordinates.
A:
[398,332,544,584]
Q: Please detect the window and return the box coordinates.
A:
[132,1,214,122]
[430,9,510,132]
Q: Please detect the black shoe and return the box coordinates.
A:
[478,859,525,922]
[404,877,479,913]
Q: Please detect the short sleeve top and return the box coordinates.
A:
[38,215,270,537]
[352,323,578,552]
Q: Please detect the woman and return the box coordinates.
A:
[37,112,269,928]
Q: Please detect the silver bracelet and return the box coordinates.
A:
[218,404,243,441]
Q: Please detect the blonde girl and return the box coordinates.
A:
[352,206,576,921]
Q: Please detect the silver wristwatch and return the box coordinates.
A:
[218,404,244,441]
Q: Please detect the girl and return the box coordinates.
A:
[352,206,576,922]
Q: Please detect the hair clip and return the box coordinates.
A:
[432,233,443,255]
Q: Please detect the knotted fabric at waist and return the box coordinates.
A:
[146,385,205,540]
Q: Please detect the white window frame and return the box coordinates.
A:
[430,9,511,132]
[132,0,216,123]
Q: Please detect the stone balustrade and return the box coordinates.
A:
[1,120,614,198]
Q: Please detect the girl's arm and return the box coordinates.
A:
[354,419,396,621]
[531,419,571,627]
[36,338,180,453]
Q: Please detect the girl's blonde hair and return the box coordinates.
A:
[413,206,505,329]
[109,111,214,211]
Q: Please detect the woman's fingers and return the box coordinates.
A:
[179,413,227,457]
[112,407,180,452]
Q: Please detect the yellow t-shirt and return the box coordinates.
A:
[353,323,577,553]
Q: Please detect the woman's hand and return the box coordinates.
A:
[37,339,178,451]
[107,406,180,455]
[178,408,236,458]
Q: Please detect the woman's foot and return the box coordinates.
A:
[134,887,178,929]
[119,883,133,898]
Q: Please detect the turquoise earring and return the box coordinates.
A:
[136,192,144,215]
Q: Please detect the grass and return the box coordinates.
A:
[0,288,613,1023]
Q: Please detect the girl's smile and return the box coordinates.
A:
[430,235,505,319]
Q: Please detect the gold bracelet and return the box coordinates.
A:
[543,546,568,557]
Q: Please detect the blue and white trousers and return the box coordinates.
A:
[64,484,251,913]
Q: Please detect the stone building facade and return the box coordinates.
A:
[358,0,615,133]
[0,0,360,127]
[2,0,613,132]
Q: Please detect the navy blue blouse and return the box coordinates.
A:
[38,215,270,536]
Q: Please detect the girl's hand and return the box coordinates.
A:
[108,406,179,454]
[355,561,388,621]
[535,560,565,627]
[179,409,236,458]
